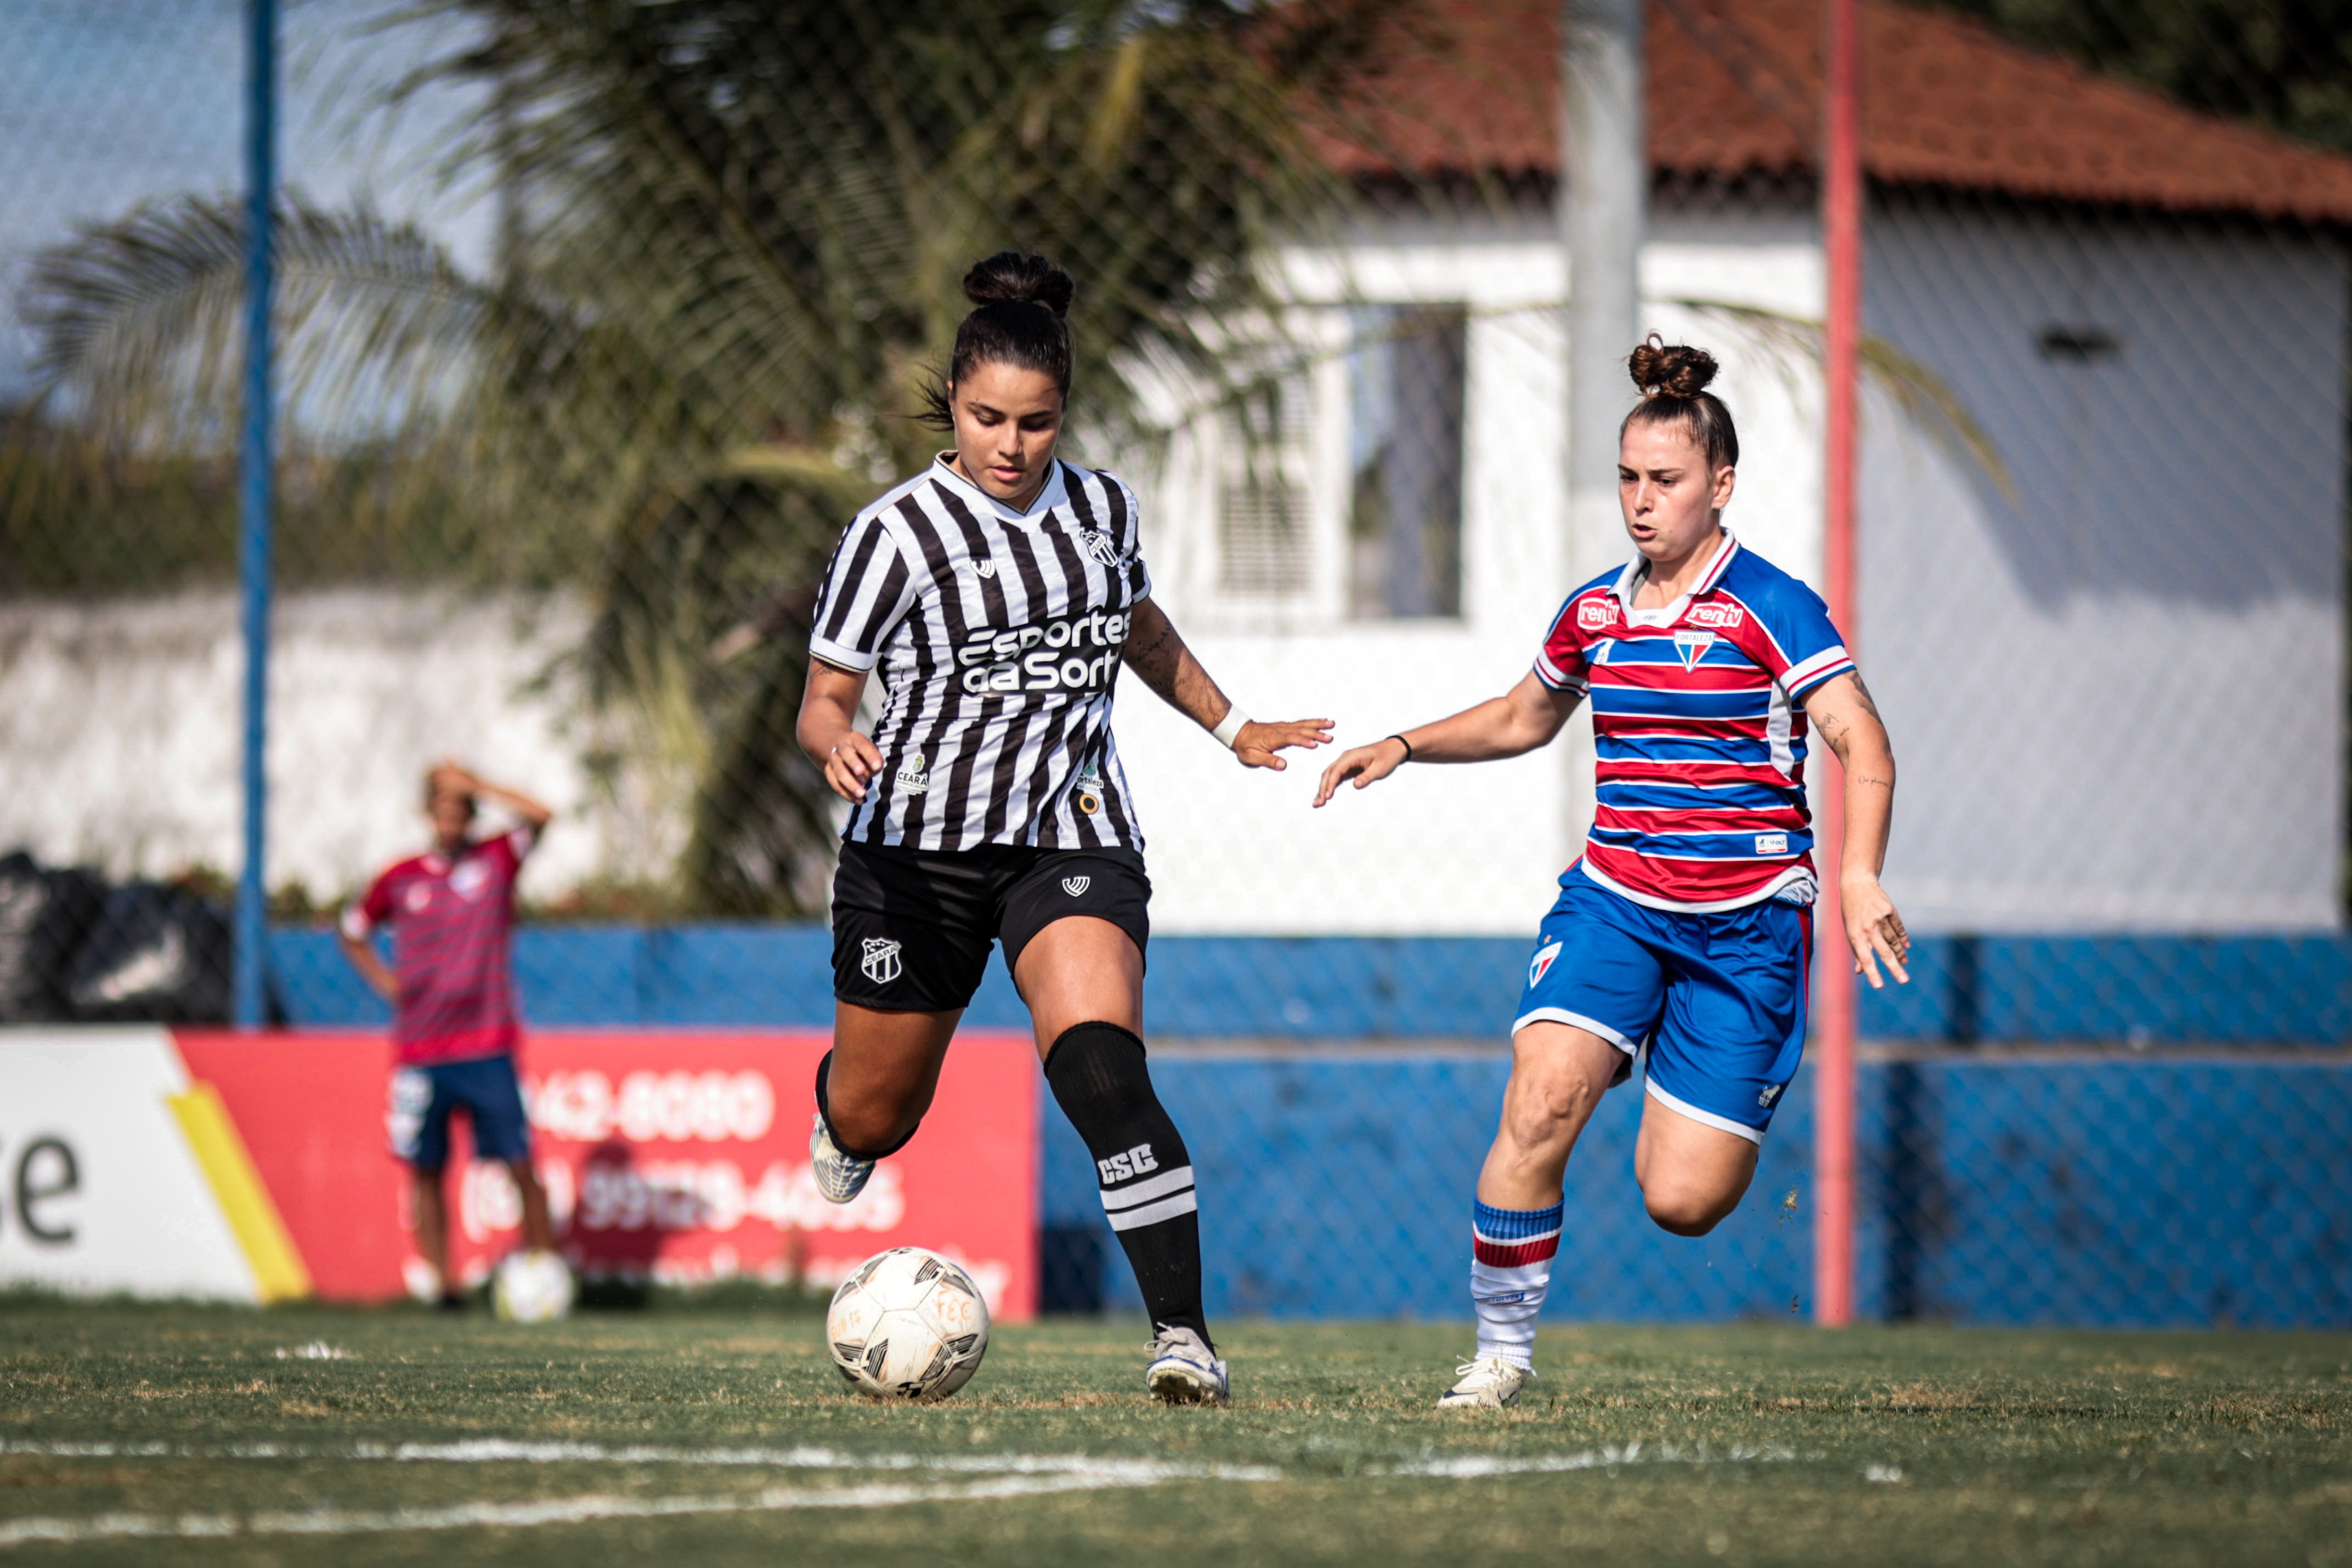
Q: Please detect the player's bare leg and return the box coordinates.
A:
[1632,1100,1759,1236]
[410,1168,458,1306]
[1443,1021,1621,1407]
[504,1159,556,1252]
[1018,915,1224,1405]
[1477,1021,1625,1207]
[811,1004,960,1201]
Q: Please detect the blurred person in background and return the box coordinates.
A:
[340,761,558,1309]
[1315,339,1909,1408]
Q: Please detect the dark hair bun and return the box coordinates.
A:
[963,251,1075,318]
[1628,335,1718,399]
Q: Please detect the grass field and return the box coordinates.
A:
[1,1297,2347,1566]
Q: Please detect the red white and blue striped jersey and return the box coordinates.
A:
[1534,533,1856,912]
[343,828,532,1066]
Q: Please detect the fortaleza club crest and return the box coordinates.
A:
[860,937,903,985]
[1528,939,1563,987]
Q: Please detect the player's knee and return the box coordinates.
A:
[1503,1065,1601,1144]
[816,1051,927,1157]
[1642,1183,1738,1237]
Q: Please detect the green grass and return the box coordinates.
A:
[2,1300,2348,1565]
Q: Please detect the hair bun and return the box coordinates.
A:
[1627,335,1718,399]
[963,251,1076,318]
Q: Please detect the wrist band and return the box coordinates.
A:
[1212,706,1251,750]
[1387,733,1414,763]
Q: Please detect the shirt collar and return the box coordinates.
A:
[1610,529,1740,607]
[930,453,1069,520]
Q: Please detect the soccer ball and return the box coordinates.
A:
[825,1247,991,1400]
[491,1249,575,1323]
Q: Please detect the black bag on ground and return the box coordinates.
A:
[0,850,108,1023]
[65,882,232,1024]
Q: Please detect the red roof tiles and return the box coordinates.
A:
[1308,0,2352,223]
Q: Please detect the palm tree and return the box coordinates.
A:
[9,0,1395,915]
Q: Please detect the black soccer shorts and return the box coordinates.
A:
[829,841,1151,1012]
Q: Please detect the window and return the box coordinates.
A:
[1215,370,1314,598]
[1348,305,1466,619]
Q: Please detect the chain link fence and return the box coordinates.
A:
[2,0,2348,1324]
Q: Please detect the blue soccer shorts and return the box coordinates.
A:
[1513,871,1811,1142]
[387,1055,533,1171]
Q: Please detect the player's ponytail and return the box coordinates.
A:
[918,251,1077,428]
[1621,334,1739,469]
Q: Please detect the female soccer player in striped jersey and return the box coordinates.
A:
[797,252,1332,1404]
[1313,339,1911,1408]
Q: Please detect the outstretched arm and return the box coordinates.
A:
[1121,597,1332,771]
[1803,672,1910,989]
[1311,671,1585,807]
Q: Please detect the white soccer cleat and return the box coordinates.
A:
[1437,1355,1533,1409]
[1145,1326,1230,1406]
[810,1113,875,1204]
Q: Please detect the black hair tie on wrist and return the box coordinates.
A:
[1387,734,1414,763]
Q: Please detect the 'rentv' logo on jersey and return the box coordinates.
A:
[956,609,1133,695]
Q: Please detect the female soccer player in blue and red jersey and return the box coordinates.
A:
[1313,339,1910,1408]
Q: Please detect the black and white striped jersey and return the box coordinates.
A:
[809,455,1153,852]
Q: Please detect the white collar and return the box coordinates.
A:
[930,453,1069,520]
[1611,529,1739,609]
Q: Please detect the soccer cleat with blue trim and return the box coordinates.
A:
[809,1113,875,1204]
[1437,1355,1533,1409]
[1145,1326,1230,1406]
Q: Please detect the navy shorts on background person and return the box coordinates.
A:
[830,841,1152,1013]
[387,1054,533,1170]
[1513,870,1811,1142]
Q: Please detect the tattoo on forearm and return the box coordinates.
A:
[1123,624,1178,673]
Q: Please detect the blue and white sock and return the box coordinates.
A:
[1471,1199,1563,1369]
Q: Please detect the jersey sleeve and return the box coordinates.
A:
[341,866,397,940]
[809,512,919,672]
[1757,581,1857,701]
[1533,597,1593,693]
[1115,478,1153,601]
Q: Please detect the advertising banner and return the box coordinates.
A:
[0,1028,1037,1320]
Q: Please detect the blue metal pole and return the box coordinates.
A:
[234,0,277,1030]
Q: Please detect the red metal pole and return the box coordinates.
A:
[1813,0,1863,1329]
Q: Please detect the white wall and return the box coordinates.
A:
[0,588,665,903]
[1119,203,1829,934]
[1861,201,2346,930]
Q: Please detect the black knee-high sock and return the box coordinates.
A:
[1044,1022,1208,1345]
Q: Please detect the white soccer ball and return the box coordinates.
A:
[826,1247,991,1400]
[491,1249,575,1324]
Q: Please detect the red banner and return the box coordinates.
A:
[173,1029,1038,1320]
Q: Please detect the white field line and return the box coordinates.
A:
[0,1435,1808,1548]
[1374,1442,1798,1477]
[0,1438,1278,1484]
[0,1474,1133,1548]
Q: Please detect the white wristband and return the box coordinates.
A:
[1211,705,1251,749]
